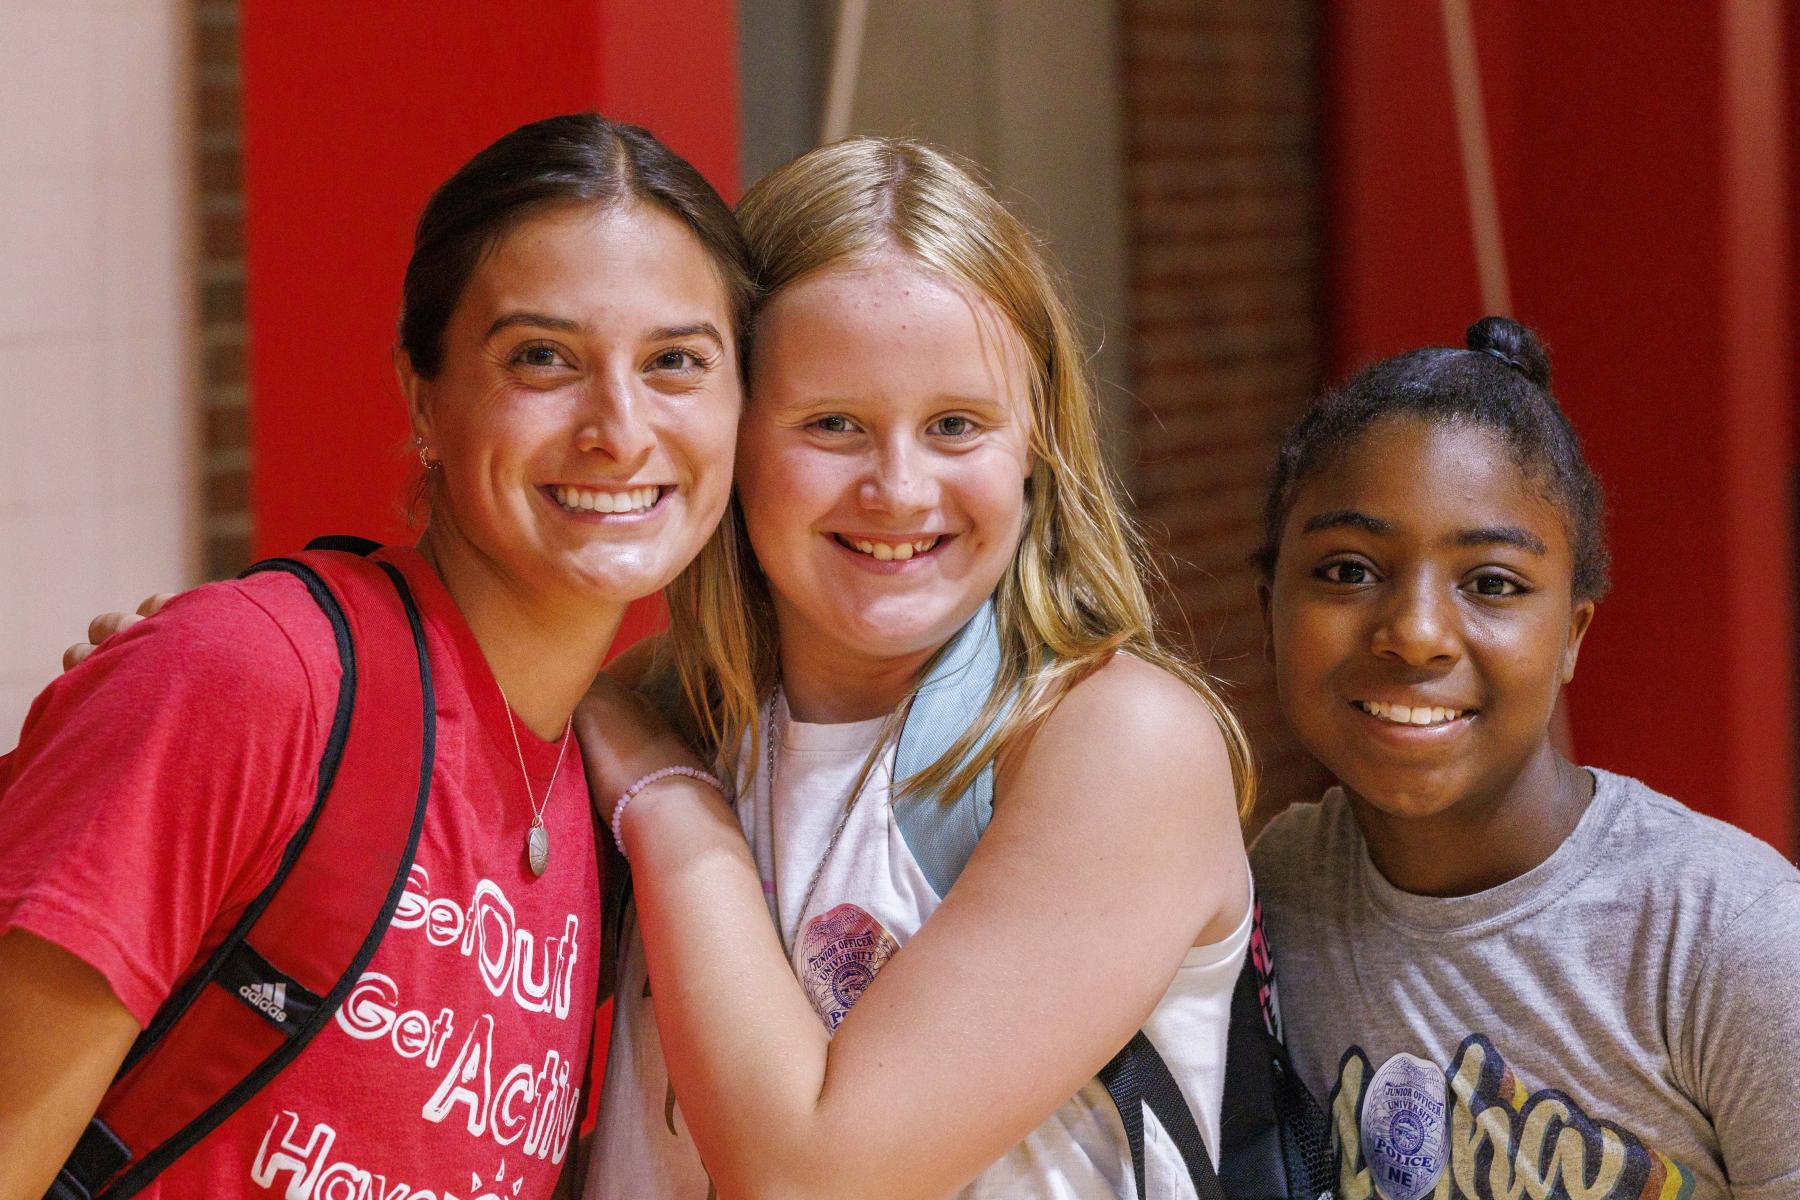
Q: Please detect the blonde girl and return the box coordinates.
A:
[581,137,1254,1200]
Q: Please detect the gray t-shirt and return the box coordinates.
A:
[1250,767,1800,1200]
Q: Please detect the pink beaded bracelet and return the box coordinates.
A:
[611,766,725,860]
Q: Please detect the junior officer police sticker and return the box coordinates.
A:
[799,903,898,1032]
[1361,1052,1448,1200]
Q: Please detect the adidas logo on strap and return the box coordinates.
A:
[238,980,289,1024]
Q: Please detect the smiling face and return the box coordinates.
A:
[736,255,1035,698]
[1263,416,1594,825]
[402,201,741,616]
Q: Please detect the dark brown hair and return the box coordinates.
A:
[398,112,754,378]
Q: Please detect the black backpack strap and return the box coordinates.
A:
[1101,1032,1227,1200]
[1099,1041,1149,1200]
[1134,1033,1227,1200]
[1218,901,1335,1200]
[52,543,435,1199]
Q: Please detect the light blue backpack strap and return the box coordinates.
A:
[893,600,1011,898]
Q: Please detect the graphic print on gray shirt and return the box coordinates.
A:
[1250,768,1800,1200]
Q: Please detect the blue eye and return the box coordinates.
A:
[932,415,977,438]
[812,415,856,434]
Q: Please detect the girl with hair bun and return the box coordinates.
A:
[581,137,1253,1199]
[1250,317,1800,1199]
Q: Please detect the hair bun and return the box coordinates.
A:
[1465,315,1551,389]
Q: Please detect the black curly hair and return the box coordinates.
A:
[1255,316,1610,600]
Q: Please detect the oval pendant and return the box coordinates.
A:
[526,821,549,877]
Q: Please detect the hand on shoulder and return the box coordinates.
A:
[574,671,708,824]
[37,574,335,745]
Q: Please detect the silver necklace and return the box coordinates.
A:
[760,688,870,949]
[497,686,574,877]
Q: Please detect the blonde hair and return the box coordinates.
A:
[664,137,1256,815]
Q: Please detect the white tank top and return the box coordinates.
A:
[587,695,1251,1199]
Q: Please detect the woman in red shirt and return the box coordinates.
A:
[0,112,750,1200]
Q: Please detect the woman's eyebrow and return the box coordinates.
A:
[1454,525,1548,554]
[651,321,724,346]
[481,315,724,346]
[486,311,582,338]
[1301,508,1392,536]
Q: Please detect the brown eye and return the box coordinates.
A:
[1316,561,1371,585]
[512,343,567,369]
[652,348,703,371]
[1469,573,1524,597]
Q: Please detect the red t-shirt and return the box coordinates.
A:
[0,547,602,1198]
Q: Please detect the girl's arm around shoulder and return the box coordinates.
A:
[616,653,1248,1200]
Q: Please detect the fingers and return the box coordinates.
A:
[61,594,173,674]
[86,611,145,646]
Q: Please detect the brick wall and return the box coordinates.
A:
[1120,0,1331,823]
[196,0,251,578]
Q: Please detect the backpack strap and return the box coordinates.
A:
[1100,1034,1227,1200]
[49,540,436,1200]
[891,601,1004,899]
[1218,902,1335,1200]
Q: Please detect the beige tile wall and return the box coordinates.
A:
[0,0,199,745]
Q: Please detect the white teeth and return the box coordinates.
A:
[552,485,659,513]
[1357,700,1466,726]
[892,542,914,561]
